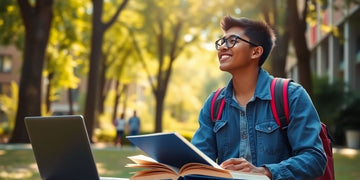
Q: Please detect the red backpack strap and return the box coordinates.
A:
[271,78,335,180]
[210,88,225,121]
[270,78,292,129]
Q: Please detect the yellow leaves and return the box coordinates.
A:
[308,1,316,12]
[6,5,15,13]
[0,81,18,128]
[44,45,82,101]
[321,24,339,36]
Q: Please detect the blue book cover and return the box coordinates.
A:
[126,132,269,180]
[127,132,220,169]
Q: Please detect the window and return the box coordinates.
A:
[0,83,11,96]
[0,55,12,73]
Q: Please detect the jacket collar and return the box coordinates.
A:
[223,68,273,102]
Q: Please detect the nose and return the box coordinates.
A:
[218,42,228,51]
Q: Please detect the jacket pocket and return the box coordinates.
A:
[255,121,279,134]
[213,120,228,133]
[255,121,286,154]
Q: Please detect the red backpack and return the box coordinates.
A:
[210,78,334,180]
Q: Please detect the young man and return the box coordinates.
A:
[128,110,140,136]
[191,16,327,179]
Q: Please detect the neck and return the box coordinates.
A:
[231,67,259,106]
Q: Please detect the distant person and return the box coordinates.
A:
[114,113,126,147]
[128,110,141,136]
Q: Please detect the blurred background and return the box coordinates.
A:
[0,0,360,149]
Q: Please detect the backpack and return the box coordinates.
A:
[210,78,334,180]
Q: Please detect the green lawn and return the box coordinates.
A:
[0,145,359,180]
[0,145,142,180]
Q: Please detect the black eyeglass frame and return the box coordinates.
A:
[215,34,260,50]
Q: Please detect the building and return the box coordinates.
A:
[0,45,21,96]
[288,0,360,91]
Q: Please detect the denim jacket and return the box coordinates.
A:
[191,68,327,180]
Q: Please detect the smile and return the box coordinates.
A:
[220,54,232,61]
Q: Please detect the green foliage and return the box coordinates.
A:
[0,82,18,137]
[338,93,360,130]
[0,0,24,48]
[313,75,360,145]
[312,76,346,129]
[43,0,91,102]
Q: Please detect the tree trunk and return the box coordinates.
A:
[84,0,128,142]
[84,0,105,142]
[68,88,74,115]
[9,0,54,143]
[45,72,54,114]
[98,53,107,115]
[271,1,290,78]
[121,84,128,115]
[155,90,165,132]
[288,0,313,96]
[153,22,181,132]
[262,0,289,78]
[112,80,120,121]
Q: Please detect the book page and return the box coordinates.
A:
[130,169,179,180]
[230,170,270,180]
[179,163,232,178]
[127,155,180,173]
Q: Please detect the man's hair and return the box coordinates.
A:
[220,16,276,67]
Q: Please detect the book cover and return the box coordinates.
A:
[126,132,269,180]
[127,132,220,169]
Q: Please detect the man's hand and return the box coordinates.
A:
[220,158,272,179]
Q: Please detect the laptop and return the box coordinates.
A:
[25,115,127,180]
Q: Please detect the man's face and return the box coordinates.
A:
[217,27,256,73]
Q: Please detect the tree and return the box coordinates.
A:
[126,0,225,132]
[0,0,24,48]
[99,31,135,120]
[9,0,55,143]
[43,0,90,115]
[287,0,313,95]
[84,0,129,141]
[261,0,290,78]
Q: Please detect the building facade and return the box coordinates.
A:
[0,45,21,96]
[288,0,360,91]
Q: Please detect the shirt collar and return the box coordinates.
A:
[224,68,273,102]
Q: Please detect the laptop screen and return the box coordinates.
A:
[25,115,100,180]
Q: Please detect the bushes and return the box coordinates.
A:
[312,76,346,129]
[312,76,360,146]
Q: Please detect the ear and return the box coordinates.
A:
[251,46,263,59]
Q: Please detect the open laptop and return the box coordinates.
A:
[25,115,127,180]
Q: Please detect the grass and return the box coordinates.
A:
[333,148,360,179]
[0,145,143,180]
[0,145,359,180]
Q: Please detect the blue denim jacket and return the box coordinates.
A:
[191,68,327,180]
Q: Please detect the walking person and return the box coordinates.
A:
[128,110,141,136]
[114,113,126,147]
[191,15,327,179]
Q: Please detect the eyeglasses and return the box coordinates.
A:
[215,34,259,50]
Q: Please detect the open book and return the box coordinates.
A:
[126,132,269,180]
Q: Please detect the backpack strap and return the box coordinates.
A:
[211,78,292,125]
[270,78,292,130]
[210,88,225,121]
